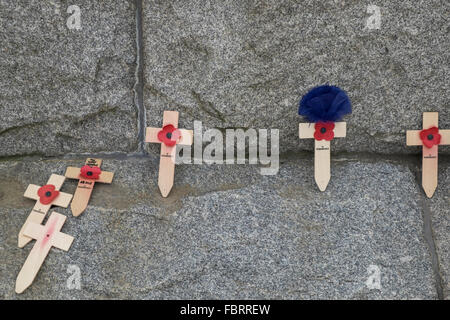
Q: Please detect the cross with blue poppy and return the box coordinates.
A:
[407,112,450,198]
[145,111,193,197]
[19,174,72,248]
[299,122,347,191]
[297,85,352,192]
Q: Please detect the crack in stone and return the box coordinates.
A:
[71,105,120,125]
[191,90,226,123]
[134,0,146,154]
[143,84,197,121]
[0,120,57,136]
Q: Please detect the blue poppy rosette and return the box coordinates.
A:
[298,85,352,123]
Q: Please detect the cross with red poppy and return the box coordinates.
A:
[15,212,74,294]
[65,158,114,216]
[407,112,450,198]
[19,174,73,248]
[145,111,193,197]
[299,121,347,191]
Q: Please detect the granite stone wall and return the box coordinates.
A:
[0,0,448,299]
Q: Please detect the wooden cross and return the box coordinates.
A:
[64,158,114,216]
[406,112,450,198]
[15,211,74,294]
[19,174,72,248]
[145,111,193,197]
[299,122,347,191]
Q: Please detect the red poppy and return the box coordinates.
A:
[37,184,60,205]
[157,124,181,147]
[80,165,102,179]
[420,127,441,148]
[314,122,335,141]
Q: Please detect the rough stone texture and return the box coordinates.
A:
[0,157,440,299]
[143,0,449,155]
[0,0,448,301]
[0,0,137,157]
[428,159,450,299]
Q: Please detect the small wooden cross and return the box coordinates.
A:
[145,111,193,197]
[299,122,347,191]
[19,174,72,248]
[15,211,74,294]
[406,112,450,198]
[64,158,114,216]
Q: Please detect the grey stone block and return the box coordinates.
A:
[0,0,138,157]
[0,157,439,299]
[428,160,450,299]
[142,0,449,155]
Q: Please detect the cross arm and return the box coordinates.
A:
[52,232,74,251]
[47,174,66,189]
[98,171,114,184]
[65,167,82,179]
[52,192,72,207]
[146,127,193,146]
[23,217,73,250]
[24,184,41,201]
[145,127,161,143]
[24,174,66,200]
[406,130,422,146]
[299,122,346,139]
[22,222,46,241]
[65,166,113,183]
[24,184,73,207]
[441,130,450,145]
[407,129,450,146]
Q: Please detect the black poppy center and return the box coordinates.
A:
[45,191,52,197]
[427,134,434,141]
[87,171,93,176]
[320,127,327,134]
[166,132,172,139]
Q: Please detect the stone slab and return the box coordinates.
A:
[143,0,449,155]
[0,156,439,299]
[0,0,138,157]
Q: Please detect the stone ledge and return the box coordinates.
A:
[0,156,444,299]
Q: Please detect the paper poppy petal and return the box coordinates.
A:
[325,122,335,130]
[324,131,335,141]
[314,122,335,141]
[314,131,323,141]
[38,184,55,198]
[165,140,177,147]
[90,166,102,179]
[80,165,101,179]
[157,130,166,143]
[158,124,180,147]
[37,185,59,205]
[420,127,441,148]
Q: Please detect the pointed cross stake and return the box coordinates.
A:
[19,174,72,248]
[15,212,74,294]
[299,122,347,191]
[64,158,114,216]
[145,111,193,197]
[406,112,450,198]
